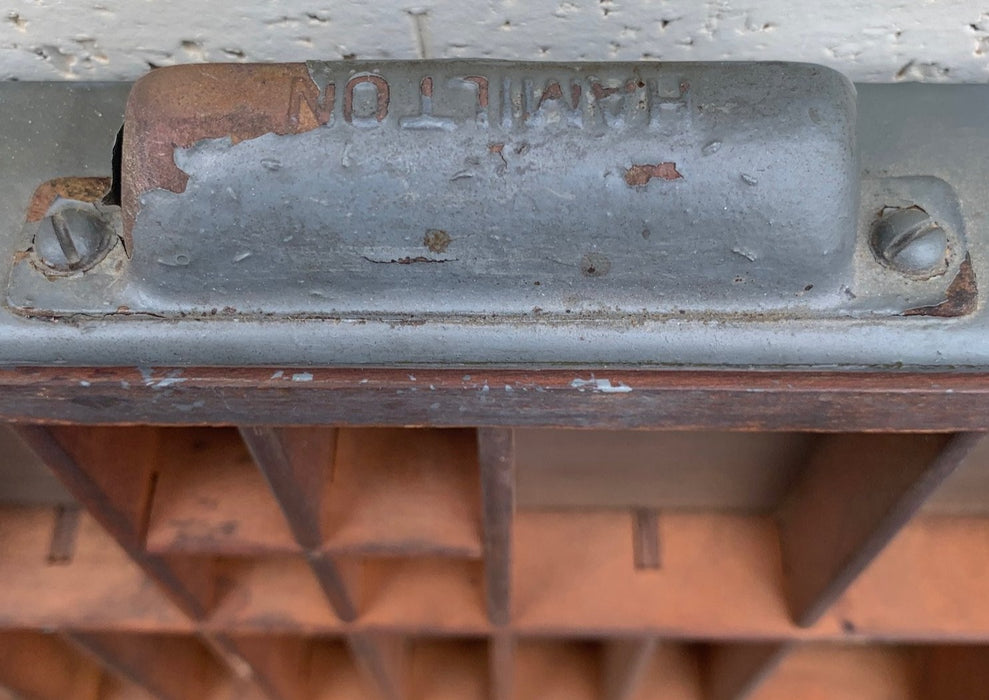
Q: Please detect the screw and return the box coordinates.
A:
[34,202,116,274]
[870,206,949,278]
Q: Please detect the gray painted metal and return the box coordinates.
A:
[0,71,987,367]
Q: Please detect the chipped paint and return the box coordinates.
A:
[138,367,187,389]
[571,377,633,393]
[291,372,314,382]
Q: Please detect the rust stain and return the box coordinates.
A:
[122,64,351,254]
[463,76,489,108]
[419,76,433,97]
[423,229,451,253]
[26,177,112,222]
[342,74,390,124]
[904,254,978,317]
[624,163,683,186]
[537,81,563,109]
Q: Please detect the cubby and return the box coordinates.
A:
[3,420,989,698]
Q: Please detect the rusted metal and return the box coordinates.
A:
[623,163,683,186]
[120,63,330,252]
[3,74,989,368]
[905,254,978,317]
[26,177,110,223]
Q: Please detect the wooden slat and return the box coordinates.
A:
[8,368,989,432]
[0,631,104,700]
[68,632,217,700]
[348,632,406,700]
[147,428,299,554]
[489,634,515,700]
[238,427,336,550]
[14,425,215,619]
[478,428,515,627]
[47,503,81,564]
[601,638,656,700]
[704,643,793,700]
[307,552,362,623]
[238,426,361,621]
[216,635,311,700]
[632,510,661,570]
[777,432,984,626]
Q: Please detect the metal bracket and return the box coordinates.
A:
[0,64,986,367]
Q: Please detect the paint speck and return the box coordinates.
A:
[408,374,417,381]
[271,370,284,379]
[234,251,253,263]
[430,402,440,410]
[359,378,369,384]
[740,173,758,186]
[732,247,757,262]
[481,384,489,392]
[430,384,436,390]
[79,380,91,387]
[120,380,130,389]
[702,140,722,156]
[462,374,471,381]
[292,372,314,382]
[138,367,187,389]
[571,377,633,393]
[505,385,513,392]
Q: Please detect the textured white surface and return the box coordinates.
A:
[1,0,988,82]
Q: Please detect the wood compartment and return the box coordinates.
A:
[514,430,814,511]
[0,505,190,631]
[323,428,482,558]
[146,428,300,555]
[407,638,489,700]
[6,421,989,699]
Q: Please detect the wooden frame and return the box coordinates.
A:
[2,367,989,698]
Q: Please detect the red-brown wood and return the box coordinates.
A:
[14,425,217,619]
[777,432,983,626]
[478,429,515,627]
[4,367,989,431]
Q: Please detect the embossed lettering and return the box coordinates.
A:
[531,79,582,128]
[460,76,489,126]
[400,76,457,131]
[286,76,335,128]
[344,74,390,126]
[589,78,646,128]
[648,79,689,128]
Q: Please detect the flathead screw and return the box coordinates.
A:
[870,206,949,278]
[34,203,116,274]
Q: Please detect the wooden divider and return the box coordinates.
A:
[5,423,989,699]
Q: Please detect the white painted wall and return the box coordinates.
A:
[1,0,988,82]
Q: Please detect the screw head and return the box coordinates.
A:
[34,201,116,274]
[870,206,949,278]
